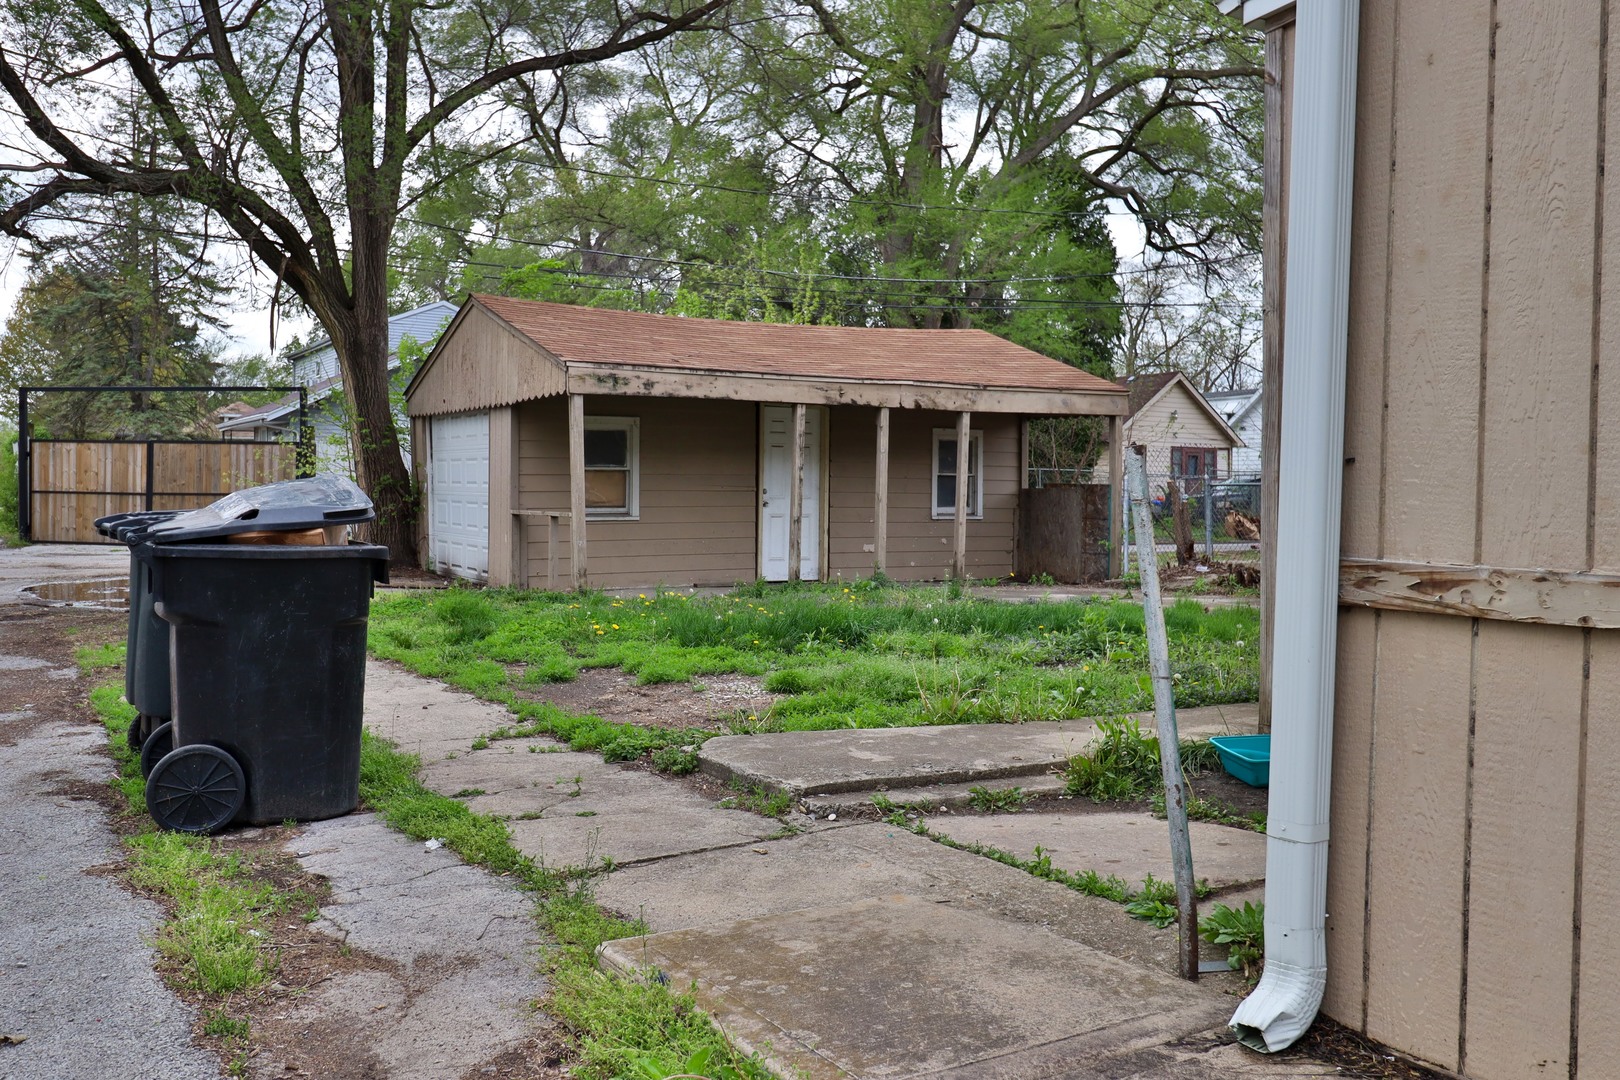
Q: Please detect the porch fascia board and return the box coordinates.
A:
[563,365,1129,417]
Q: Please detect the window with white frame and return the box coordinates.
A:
[584,417,639,518]
[932,428,983,519]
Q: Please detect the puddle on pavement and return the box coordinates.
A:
[24,578,129,610]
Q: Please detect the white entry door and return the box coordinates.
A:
[759,405,824,581]
[429,412,490,581]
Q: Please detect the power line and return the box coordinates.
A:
[25,209,1258,313]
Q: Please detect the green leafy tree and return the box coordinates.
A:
[0,194,225,437]
[0,0,735,561]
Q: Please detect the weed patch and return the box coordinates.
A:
[718,781,793,819]
[1200,900,1265,980]
[966,785,1028,813]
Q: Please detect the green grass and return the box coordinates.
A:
[87,674,310,999]
[367,584,1258,762]
[76,641,127,671]
[0,427,21,547]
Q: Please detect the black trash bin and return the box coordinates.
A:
[94,511,184,751]
[96,475,377,760]
[144,542,389,832]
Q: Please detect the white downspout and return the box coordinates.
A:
[1230,0,1360,1053]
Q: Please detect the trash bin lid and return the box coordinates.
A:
[94,510,185,542]
[140,474,375,543]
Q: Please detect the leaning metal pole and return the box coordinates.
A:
[1125,445,1198,980]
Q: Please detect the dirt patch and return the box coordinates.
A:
[1283,1016,1451,1079]
[515,667,780,733]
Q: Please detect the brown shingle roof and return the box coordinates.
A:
[471,294,1124,396]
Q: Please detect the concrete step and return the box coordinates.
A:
[699,703,1259,801]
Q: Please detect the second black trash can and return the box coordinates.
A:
[144,542,389,832]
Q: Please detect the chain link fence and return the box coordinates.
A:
[1029,446,1263,574]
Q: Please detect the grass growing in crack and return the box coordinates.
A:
[1065,717,1267,833]
[883,815,1211,919]
[966,785,1028,813]
[718,782,793,819]
[649,745,700,776]
[355,732,769,1080]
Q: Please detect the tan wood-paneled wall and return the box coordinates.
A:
[1312,3,1619,1076]
[510,399,1019,589]
[826,407,1018,582]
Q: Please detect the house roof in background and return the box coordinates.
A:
[216,375,342,431]
[290,299,460,369]
[1120,370,1243,447]
[1204,387,1263,425]
[467,294,1126,396]
[1122,371,1178,417]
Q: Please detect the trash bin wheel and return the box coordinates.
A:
[138,721,174,778]
[127,714,148,753]
[146,745,245,834]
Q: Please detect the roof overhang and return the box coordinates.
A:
[564,363,1127,417]
[1217,0,1293,26]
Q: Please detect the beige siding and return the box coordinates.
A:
[409,305,566,417]
[827,408,1018,581]
[1124,381,1235,452]
[1316,1,1612,1076]
[516,396,759,590]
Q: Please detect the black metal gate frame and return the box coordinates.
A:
[16,384,311,542]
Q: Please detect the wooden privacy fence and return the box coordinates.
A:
[18,384,310,543]
[1018,483,1111,584]
[25,439,302,542]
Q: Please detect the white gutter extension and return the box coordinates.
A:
[1229,0,1361,1054]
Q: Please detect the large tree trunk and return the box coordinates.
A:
[332,218,417,566]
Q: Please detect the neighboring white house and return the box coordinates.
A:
[1204,387,1262,481]
[218,300,458,476]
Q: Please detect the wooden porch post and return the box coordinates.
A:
[1108,413,1125,578]
[953,410,971,580]
[568,393,587,589]
[874,407,890,575]
[788,403,806,582]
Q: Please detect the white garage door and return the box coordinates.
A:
[429,412,490,581]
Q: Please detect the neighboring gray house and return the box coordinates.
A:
[1205,387,1262,481]
[218,300,458,476]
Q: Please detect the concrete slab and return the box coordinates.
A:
[419,738,779,872]
[922,811,1267,891]
[590,822,1226,980]
[598,894,1233,1080]
[364,658,511,759]
[699,704,1258,797]
[257,813,549,1080]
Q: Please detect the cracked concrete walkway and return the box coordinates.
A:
[364,660,1304,1079]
